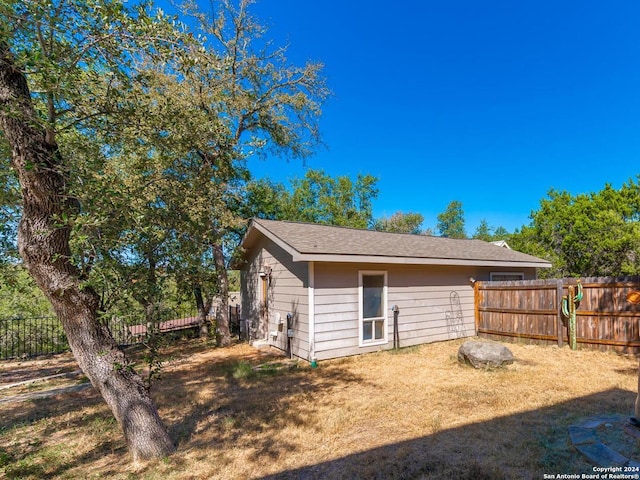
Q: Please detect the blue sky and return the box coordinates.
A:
[226,1,640,233]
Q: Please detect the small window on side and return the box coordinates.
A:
[490,272,524,281]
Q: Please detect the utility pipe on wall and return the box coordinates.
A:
[392,305,400,349]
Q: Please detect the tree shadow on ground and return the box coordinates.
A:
[0,354,78,385]
[161,344,371,461]
[0,342,197,478]
[0,387,124,479]
[255,389,637,480]
[2,340,637,479]
[0,387,102,431]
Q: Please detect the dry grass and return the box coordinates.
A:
[0,337,638,479]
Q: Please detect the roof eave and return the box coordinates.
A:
[291,252,551,268]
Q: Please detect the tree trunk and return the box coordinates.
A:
[144,301,159,335]
[193,285,212,338]
[0,42,175,462]
[142,247,160,331]
[213,242,231,346]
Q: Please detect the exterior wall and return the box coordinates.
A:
[387,265,477,350]
[240,236,309,360]
[313,263,361,360]
[313,263,538,361]
[241,240,539,362]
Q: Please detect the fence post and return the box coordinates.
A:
[556,280,564,347]
[474,281,480,335]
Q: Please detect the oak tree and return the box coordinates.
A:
[1,0,328,459]
[0,0,185,460]
[154,0,329,345]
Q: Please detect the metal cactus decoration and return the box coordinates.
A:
[561,280,583,350]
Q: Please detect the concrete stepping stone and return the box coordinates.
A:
[569,415,640,468]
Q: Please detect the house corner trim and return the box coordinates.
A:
[308,261,315,362]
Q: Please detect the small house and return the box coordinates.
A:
[235,219,551,362]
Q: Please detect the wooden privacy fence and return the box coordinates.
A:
[475,276,640,354]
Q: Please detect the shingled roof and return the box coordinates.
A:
[238,219,551,268]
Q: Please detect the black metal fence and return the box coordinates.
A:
[0,315,138,360]
[0,316,69,360]
[0,304,242,360]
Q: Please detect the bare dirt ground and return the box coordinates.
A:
[0,338,638,479]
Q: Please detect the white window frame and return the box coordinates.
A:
[490,272,525,281]
[358,270,388,347]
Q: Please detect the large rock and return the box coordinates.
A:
[457,341,515,369]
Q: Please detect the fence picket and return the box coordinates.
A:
[476,276,640,354]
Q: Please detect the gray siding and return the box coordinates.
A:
[312,263,538,361]
[387,266,476,349]
[242,245,540,362]
[313,263,359,360]
[240,237,309,360]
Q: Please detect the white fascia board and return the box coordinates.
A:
[291,253,551,269]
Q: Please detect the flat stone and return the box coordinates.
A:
[578,415,623,429]
[573,442,628,467]
[457,341,515,369]
[569,416,640,468]
[568,426,598,445]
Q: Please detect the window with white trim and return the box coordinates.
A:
[490,272,524,281]
[359,271,387,345]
